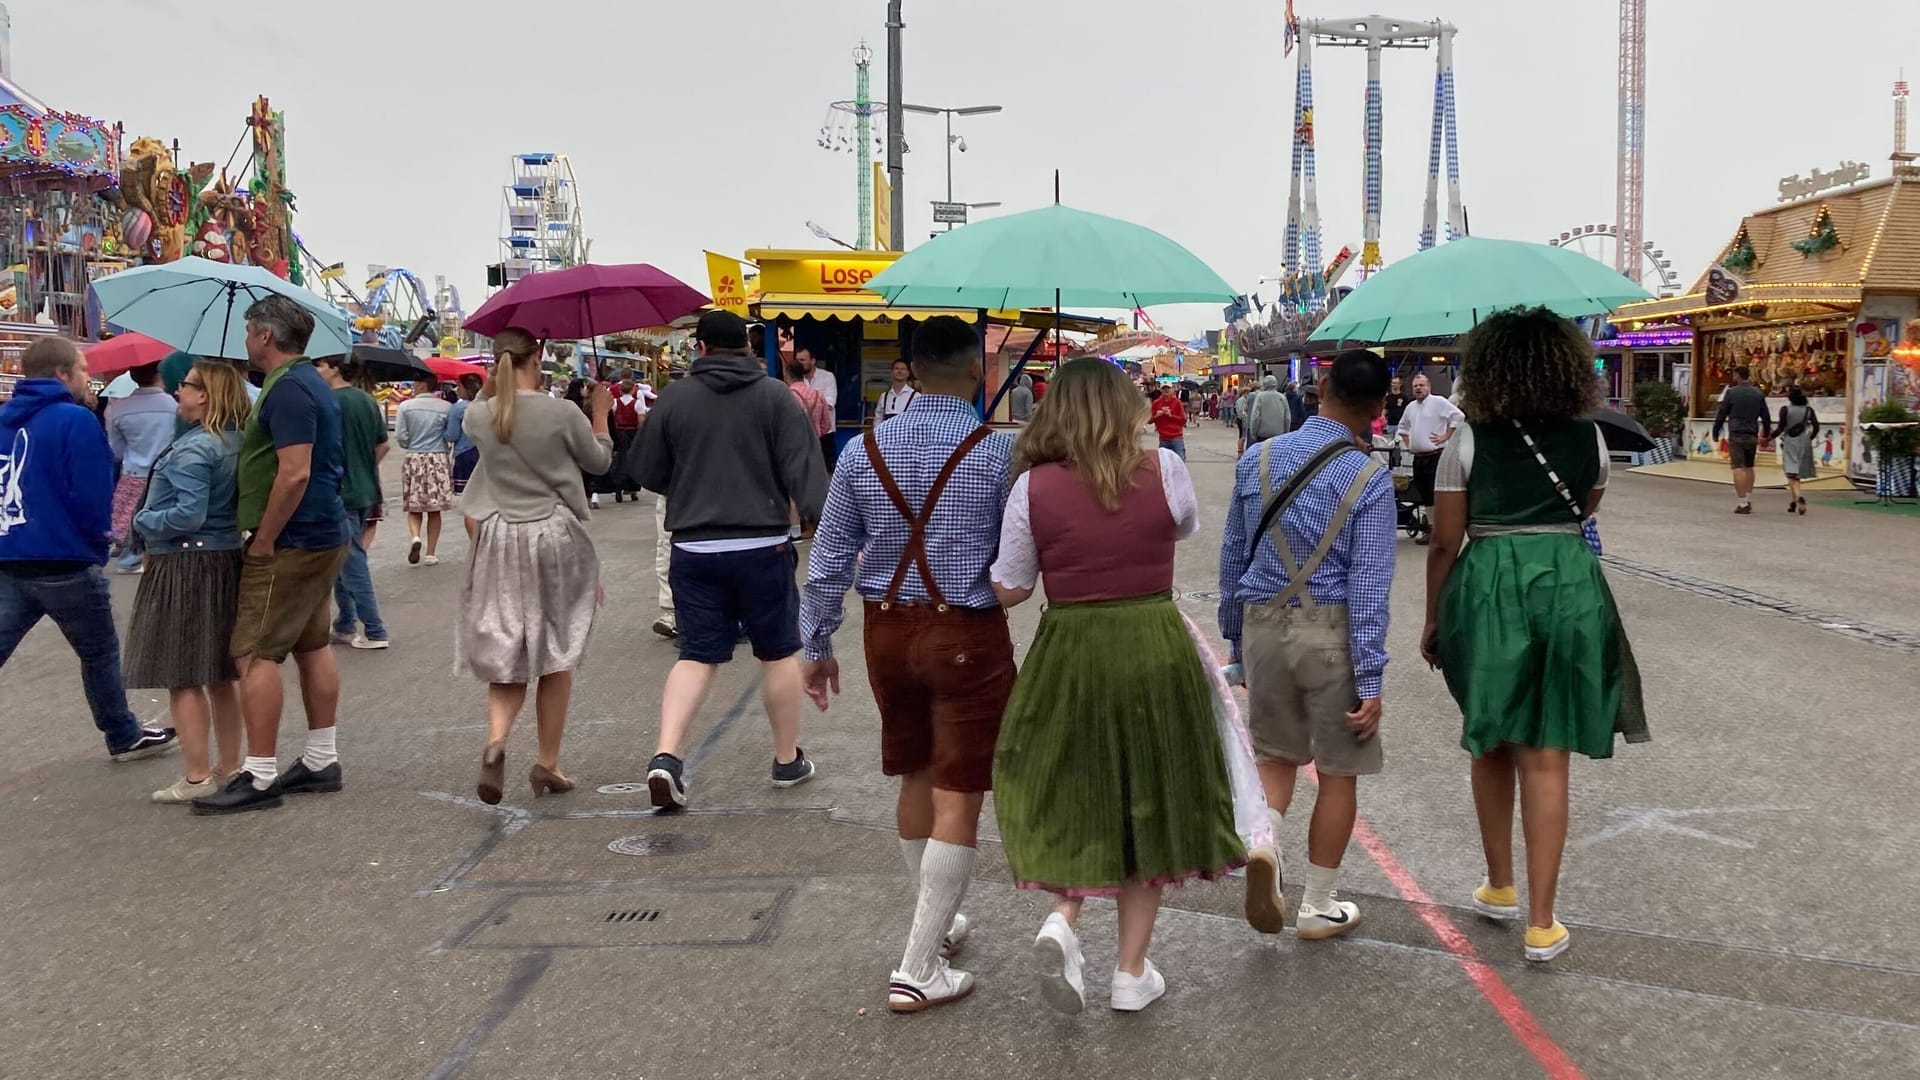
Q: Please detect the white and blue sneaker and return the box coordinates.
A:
[887,959,974,1014]
[1296,897,1361,940]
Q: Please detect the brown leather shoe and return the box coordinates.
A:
[477,741,507,805]
[529,762,575,797]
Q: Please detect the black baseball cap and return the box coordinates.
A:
[694,309,749,348]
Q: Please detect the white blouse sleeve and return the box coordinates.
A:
[1434,422,1474,492]
[1158,448,1201,540]
[990,472,1039,590]
[1591,424,1612,490]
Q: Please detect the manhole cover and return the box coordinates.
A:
[596,782,648,795]
[608,833,710,858]
[1184,590,1223,602]
[451,887,790,949]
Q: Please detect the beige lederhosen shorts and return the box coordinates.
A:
[1242,601,1383,775]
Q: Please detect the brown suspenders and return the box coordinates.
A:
[863,425,993,612]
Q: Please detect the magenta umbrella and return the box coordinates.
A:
[463,263,710,339]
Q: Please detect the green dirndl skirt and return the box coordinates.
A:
[992,593,1247,896]
[1437,532,1649,759]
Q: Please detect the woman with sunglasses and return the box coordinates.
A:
[123,360,252,803]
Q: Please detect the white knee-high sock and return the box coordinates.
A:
[899,839,973,981]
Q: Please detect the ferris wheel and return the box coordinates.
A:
[501,153,590,286]
[1546,223,1681,297]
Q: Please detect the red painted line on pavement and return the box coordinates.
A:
[1196,630,1583,1079]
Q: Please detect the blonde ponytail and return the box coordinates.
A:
[489,327,539,443]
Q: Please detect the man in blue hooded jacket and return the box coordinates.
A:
[0,337,177,760]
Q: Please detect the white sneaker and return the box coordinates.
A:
[330,630,356,646]
[941,912,970,957]
[1032,912,1086,1015]
[1109,958,1166,1012]
[152,775,221,803]
[1296,898,1362,940]
[407,537,423,565]
[349,633,390,651]
[1244,844,1286,933]
[421,554,439,566]
[887,959,974,1013]
[590,494,601,509]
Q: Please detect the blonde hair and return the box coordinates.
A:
[1010,358,1148,511]
[489,328,542,443]
[191,360,252,435]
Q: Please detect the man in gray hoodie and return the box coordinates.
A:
[635,310,829,809]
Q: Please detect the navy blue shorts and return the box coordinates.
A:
[669,542,802,665]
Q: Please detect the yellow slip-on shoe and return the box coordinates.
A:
[1524,921,1571,962]
[1472,882,1520,920]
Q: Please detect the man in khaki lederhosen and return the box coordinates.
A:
[1219,349,1397,940]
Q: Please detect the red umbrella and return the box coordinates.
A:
[84,333,175,378]
[425,356,487,381]
[464,263,709,340]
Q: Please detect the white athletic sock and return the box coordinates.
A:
[900,839,973,981]
[244,756,279,790]
[1302,862,1340,912]
[1266,807,1286,851]
[302,727,337,771]
[899,837,928,889]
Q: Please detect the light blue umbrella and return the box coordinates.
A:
[90,257,354,361]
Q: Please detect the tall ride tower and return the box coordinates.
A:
[1615,0,1646,283]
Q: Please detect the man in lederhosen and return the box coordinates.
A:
[799,316,1017,1014]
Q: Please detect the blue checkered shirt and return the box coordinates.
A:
[800,395,1013,661]
[1217,417,1397,697]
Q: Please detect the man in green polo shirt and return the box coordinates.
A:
[193,296,351,816]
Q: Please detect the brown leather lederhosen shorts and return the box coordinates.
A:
[860,426,1016,793]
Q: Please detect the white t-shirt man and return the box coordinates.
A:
[877,385,918,423]
[1397,392,1464,453]
[802,364,837,409]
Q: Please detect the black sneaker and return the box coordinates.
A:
[772,748,816,788]
[280,759,343,795]
[110,727,180,763]
[647,753,687,811]
[190,772,285,815]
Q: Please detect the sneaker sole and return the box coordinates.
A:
[1296,913,1362,940]
[350,641,391,650]
[1525,934,1571,963]
[770,763,815,788]
[1033,936,1085,1015]
[648,769,687,810]
[111,742,179,763]
[1243,850,1286,933]
[190,793,285,815]
[888,980,974,1014]
[1473,897,1521,921]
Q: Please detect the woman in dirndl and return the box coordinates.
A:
[1420,307,1649,964]
[991,358,1247,1015]
[122,360,251,804]
[459,328,613,804]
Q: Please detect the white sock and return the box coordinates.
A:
[900,839,973,981]
[244,755,279,790]
[1302,862,1340,913]
[1266,807,1286,852]
[899,837,927,889]
[303,727,337,771]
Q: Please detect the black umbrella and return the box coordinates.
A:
[1587,407,1656,453]
[349,344,433,383]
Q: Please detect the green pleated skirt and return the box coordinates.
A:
[992,593,1247,896]
[1437,533,1649,759]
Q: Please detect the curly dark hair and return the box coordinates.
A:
[1455,306,1601,422]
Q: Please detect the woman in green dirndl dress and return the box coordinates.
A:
[990,359,1245,1015]
[1421,308,1649,965]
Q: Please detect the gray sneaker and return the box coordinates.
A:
[771,749,816,788]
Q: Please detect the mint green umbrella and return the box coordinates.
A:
[1311,237,1654,344]
[864,203,1235,310]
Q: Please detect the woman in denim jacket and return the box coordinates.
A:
[123,361,252,804]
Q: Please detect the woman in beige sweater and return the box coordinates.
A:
[460,328,614,803]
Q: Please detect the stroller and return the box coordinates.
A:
[1370,437,1430,541]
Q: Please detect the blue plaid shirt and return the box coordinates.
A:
[1217,416,1397,697]
[800,395,1013,661]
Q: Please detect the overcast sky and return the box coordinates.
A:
[26,0,1920,336]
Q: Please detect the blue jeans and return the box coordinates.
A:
[668,542,802,665]
[332,506,388,640]
[0,566,146,751]
[1159,437,1188,460]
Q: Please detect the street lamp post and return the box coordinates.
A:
[903,103,1002,229]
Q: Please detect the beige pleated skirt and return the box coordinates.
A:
[459,507,600,683]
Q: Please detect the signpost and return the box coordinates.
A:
[931,201,968,224]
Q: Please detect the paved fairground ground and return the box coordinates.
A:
[5,421,1918,1080]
